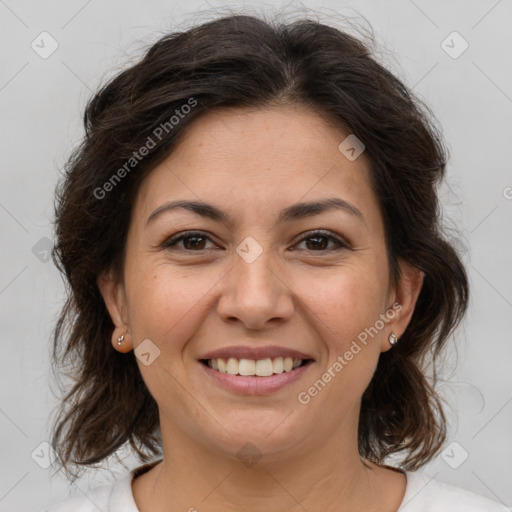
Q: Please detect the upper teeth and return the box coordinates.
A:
[208,357,303,376]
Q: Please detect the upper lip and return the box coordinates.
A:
[199,345,315,361]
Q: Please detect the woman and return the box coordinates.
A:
[45,13,507,512]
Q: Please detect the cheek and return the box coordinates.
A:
[298,272,385,408]
[297,265,387,346]
[124,265,223,408]
[124,261,222,349]
[296,264,388,400]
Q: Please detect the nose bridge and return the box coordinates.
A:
[217,237,293,328]
[235,243,277,291]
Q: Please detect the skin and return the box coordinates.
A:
[98,104,424,512]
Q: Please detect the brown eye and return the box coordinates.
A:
[295,230,349,252]
[162,231,215,251]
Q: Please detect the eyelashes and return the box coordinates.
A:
[160,229,351,253]
[162,231,214,251]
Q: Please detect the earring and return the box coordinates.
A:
[389,333,398,346]
[117,333,125,346]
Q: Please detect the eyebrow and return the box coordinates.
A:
[146,197,366,227]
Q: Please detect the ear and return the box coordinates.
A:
[97,270,133,353]
[381,259,424,352]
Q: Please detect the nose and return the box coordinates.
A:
[216,247,295,330]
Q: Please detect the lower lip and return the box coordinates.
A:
[199,361,314,395]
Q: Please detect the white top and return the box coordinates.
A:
[43,465,508,512]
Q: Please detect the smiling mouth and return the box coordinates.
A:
[199,357,314,377]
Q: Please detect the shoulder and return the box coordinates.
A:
[400,471,508,512]
[41,472,136,512]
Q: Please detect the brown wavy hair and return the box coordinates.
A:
[50,13,469,480]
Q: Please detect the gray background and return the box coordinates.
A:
[1,1,511,510]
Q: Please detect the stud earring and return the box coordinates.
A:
[389,333,398,346]
[117,333,125,346]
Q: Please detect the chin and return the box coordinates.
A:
[206,411,306,460]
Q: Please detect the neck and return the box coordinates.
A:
[133,409,380,512]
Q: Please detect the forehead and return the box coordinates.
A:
[134,105,379,226]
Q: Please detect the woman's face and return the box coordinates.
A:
[99,105,421,462]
